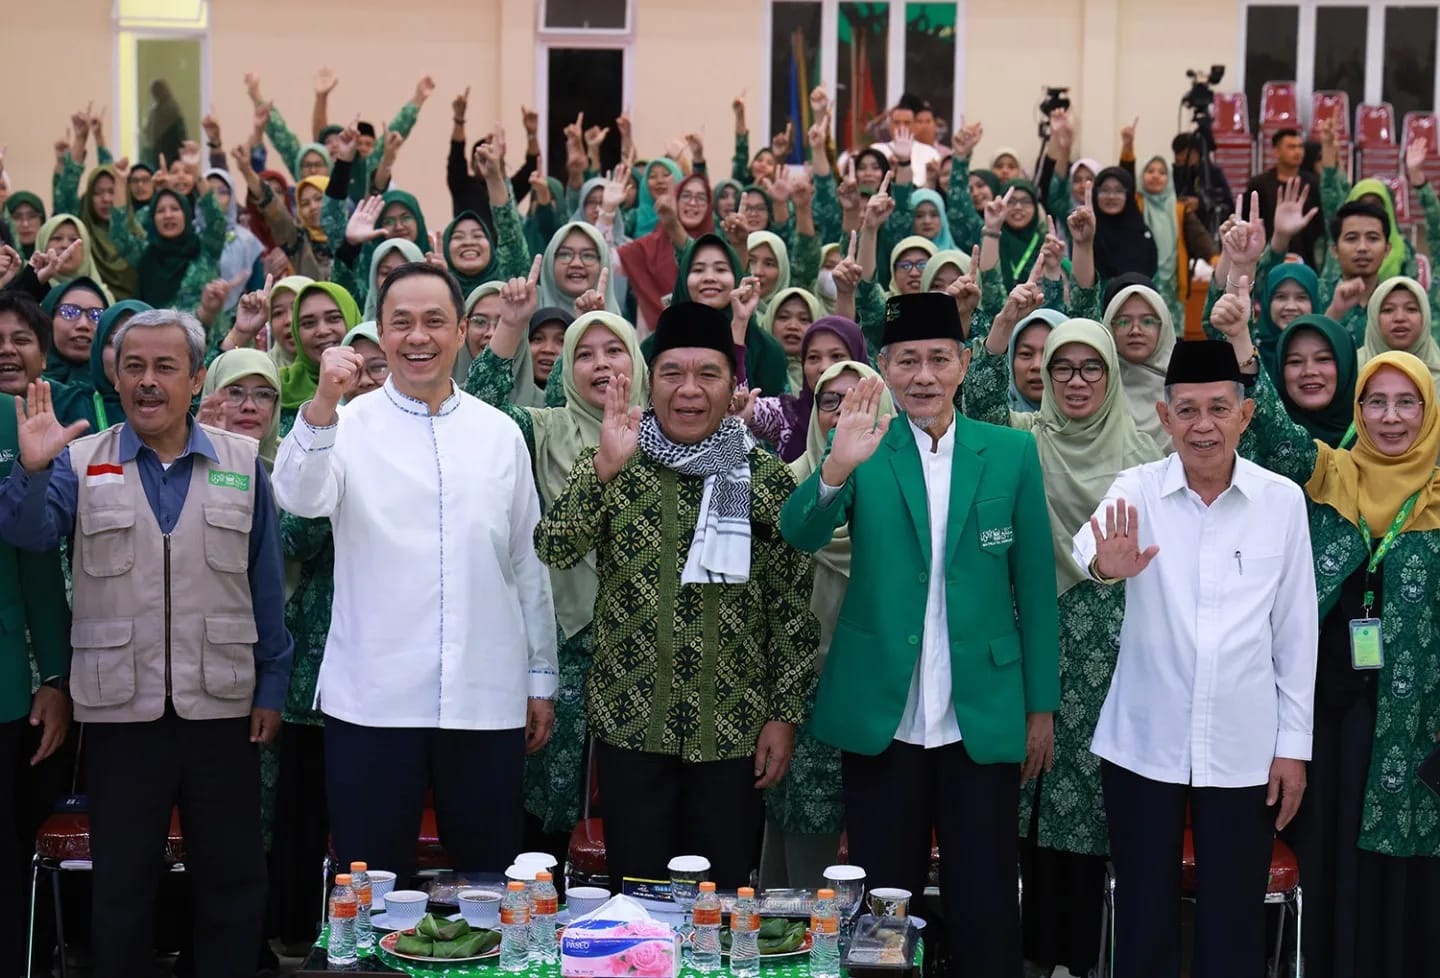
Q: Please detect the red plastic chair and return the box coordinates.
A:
[566,740,608,888]
[1261,82,1299,129]
[1212,92,1250,137]
[1311,91,1352,139]
[1357,103,1397,147]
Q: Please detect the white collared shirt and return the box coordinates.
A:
[896,420,963,747]
[1071,453,1318,787]
[863,141,945,189]
[272,379,559,730]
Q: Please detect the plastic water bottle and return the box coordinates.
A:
[730,886,761,977]
[327,874,358,966]
[500,880,531,971]
[809,888,840,978]
[349,861,373,952]
[691,881,722,973]
[528,870,559,962]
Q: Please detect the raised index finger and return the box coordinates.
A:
[527,253,543,285]
[878,171,892,195]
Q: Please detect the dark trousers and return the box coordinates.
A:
[2,716,70,976]
[324,716,525,877]
[593,741,762,889]
[267,723,328,945]
[86,707,266,978]
[842,740,1022,978]
[1102,760,1274,978]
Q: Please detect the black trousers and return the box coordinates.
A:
[593,741,762,889]
[1102,760,1274,978]
[2,716,70,976]
[267,722,328,944]
[842,739,1021,978]
[324,716,525,877]
[86,707,266,978]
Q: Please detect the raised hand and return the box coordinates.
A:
[244,72,263,105]
[16,381,89,474]
[1088,498,1159,580]
[528,168,553,206]
[195,390,226,429]
[1272,177,1318,243]
[1210,275,1253,338]
[832,232,863,295]
[31,240,81,285]
[476,125,507,179]
[71,106,91,141]
[1040,216,1066,276]
[891,125,914,163]
[771,121,793,160]
[765,173,792,206]
[178,140,203,178]
[1225,191,1267,265]
[1327,277,1368,319]
[1068,187,1096,244]
[952,117,984,160]
[1050,109,1074,151]
[721,212,750,253]
[574,269,610,316]
[262,247,290,279]
[452,86,470,123]
[381,128,405,163]
[53,133,69,166]
[0,245,22,291]
[586,124,611,151]
[424,230,447,269]
[1120,116,1138,149]
[315,346,365,411]
[820,375,894,485]
[862,172,895,230]
[89,108,106,146]
[315,66,338,96]
[500,255,542,327]
[252,100,272,138]
[730,275,763,325]
[332,119,359,163]
[615,111,633,143]
[789,167,814,208]
[233,274,274,343]
[983,186,1013,232]
[201,109,221,146]
[412,75,437,107]
[594,373,641,483]
[684,132,705,162]
[197,277,233,326]
[521,104,539,136]
[1407,138,1430,188]
[599,162,628,215]
[113,156,131,184]
[729,386,762,424]
[837,159,861,214]
[654,189,678,227]
[345,195,388,246]
[808,85,830,122]
[732,92,747,125]
[946,246,983,316]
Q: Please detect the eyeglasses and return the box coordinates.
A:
[555,247,601,266]
[741,203,770,216]
[677,192,708,205]
[816,391,846,412]
[895,259,929,273]
[1096,187,1129,199]
[1007,197,1036,209]
[1360,395,1424,419]
[380,213,416,230]
[1113,315,1163,332]
[223,385,280,408]
[467,314,493,329]
[361,360,389,380]
[56,304,102,324]
[1048,360,1106,383]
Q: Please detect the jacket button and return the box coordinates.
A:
[908,635,920,646]
[917,572,928,583]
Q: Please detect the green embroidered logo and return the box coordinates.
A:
[208,469,251,492]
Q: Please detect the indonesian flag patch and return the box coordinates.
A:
[85,463,125,487]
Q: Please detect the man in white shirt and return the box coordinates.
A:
[782,292,1059,977]
[1072,340,1317,978]
[867,95,944,189]
[272,263,558,877]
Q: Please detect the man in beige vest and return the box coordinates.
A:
[0,310,292,978]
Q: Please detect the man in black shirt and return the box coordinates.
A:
[1171,133,1233,231]
[1244,128,1326,269]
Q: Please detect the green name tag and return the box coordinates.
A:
[208,469,251,492]
[1349,618,1384,670]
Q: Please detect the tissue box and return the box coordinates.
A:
[561,895,679,978]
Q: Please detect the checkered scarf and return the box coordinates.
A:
[638,411,755,584]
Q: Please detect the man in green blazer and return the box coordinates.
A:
[781,292,1059,978]
[0,323,72,977]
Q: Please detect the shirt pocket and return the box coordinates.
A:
[203,504,253,575]
[975,497,1016,557]
[201,615,258,700]
[69,618,137,708]
[78,507,136,578]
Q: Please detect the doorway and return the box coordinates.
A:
[545,47,626,182]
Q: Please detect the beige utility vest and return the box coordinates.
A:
[68,424,260,723]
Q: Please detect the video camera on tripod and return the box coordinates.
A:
[1032,86,1072,180]
[1177,65,1231,234]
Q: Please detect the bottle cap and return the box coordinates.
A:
[350,861,367,872]
[536,870,553,881]
[335,874,352,885]
[817,888,835,899]
[737,886,755,898]
[699,881,716,892]
[507,880,527,891]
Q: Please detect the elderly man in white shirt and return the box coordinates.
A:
[273,262,558,877]
[1072,340,1317,978]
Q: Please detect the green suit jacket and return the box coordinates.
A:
[0,394,71,724]
[780,413,1059,763]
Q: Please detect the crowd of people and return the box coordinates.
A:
[0,67,1438,978]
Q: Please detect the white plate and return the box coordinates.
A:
[370,911,426,932]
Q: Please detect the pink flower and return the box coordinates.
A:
[620,940,673,977]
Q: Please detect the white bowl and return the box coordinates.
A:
[504,863,537,882]
[514,851,559,869]
[565,886,612,918]
[383,889,429,926]
[458,889,502,928]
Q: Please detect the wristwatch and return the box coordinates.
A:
[893,158,911,167]
[41,676,68,693]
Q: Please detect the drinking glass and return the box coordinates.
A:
[667,855,710,959]
[823,864,867,952]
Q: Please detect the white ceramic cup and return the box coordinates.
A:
[514,851,559,871]
[367,870,397,903]
[383,889,430,927]
[458,889,503,929]
[565,886,612,918]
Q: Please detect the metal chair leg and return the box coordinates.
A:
[1269,894,1286,978]
[26,853,39,978]
[1294,886,1303,978]
[52,864,68,978]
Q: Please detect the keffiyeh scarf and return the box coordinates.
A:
[638,412,755,584]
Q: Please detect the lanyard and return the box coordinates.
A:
[92,392,109,432]
[1357,484,1427,615]
[1339,423,1356,449]
[1009,232,1043,282]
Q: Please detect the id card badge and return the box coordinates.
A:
[1349,618,1384,670]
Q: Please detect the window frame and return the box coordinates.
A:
[113,0,211,166]
[537,0,633,36]
[761,0,966,149]
[1237,1,1440,121]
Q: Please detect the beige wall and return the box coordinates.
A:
[3,0,1240,228]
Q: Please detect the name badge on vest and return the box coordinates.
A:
[208,469,251,492]
[979,525,1014,552]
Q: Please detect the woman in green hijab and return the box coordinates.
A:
[763,359,894,886]
[360,239,425,321]
[1136,157,1185,327]
[635,158,683,237]
[265,275,314,371]
[376,190,428,247]
[199,348,283,469]
[79,165,139,300]
[538,223,620,316]
[996,180,1046,289]
[1272,314,1358,449]
[961,316,1159,976]
[40,278,109,391]
[1254,261,1320,381]
[639,232,791,396]
[467,304,649,842]
[442,211,501,296]
[35,215,114,300]
[1358,276,1440,392]
[4,192,46,260]
[760,286,823,392]
[110,183,226,314]
[747,230,791,317]
[278,281,361,434]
